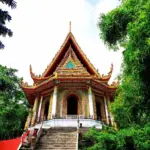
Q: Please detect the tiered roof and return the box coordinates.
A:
[22,30,119,104]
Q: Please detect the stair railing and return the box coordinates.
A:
[17,131,28,150]
[36,121,43,143]
[30,121,44,149]
[76,130,79,150]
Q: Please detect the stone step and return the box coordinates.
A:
[44,135,76,138]
[37,145,76,148]
[47,130,77,132]
[40,136,76,140]
[46,132,76,135]
[40,137,76,140]
[37,147,76,150]
[37,143,76,147]
[45,132,76,134]
[39,140,76,143]
[43,135,76,138]
[37,146,76,149]
[20,148,32,150]
[36,148,76,150]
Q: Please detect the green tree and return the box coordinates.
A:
[98,0,150,128]
[80,0,150,149]
[0,65,29,140]
[0,0,16,49]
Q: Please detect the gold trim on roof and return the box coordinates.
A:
[42,32,100,77]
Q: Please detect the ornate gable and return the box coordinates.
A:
[55,45,91,77]
[42,32,100,78]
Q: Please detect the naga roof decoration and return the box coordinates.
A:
[29,65,50,84]
[108,80,120,88]
[99,63,113,82]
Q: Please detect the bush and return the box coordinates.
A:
[81,124,150,150]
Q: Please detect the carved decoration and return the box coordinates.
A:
[109,80,120,88]
[100,63,113,81]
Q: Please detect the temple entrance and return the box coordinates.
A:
[44,102,49,120]
[67,95,78,115]
[96,102,101,120]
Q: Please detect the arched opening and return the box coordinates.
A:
[67,95,78,115]
[96,102,101,120]
[44,102,49,120]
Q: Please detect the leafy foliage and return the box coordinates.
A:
[0,0,16,49]
[81,0,150,149]
[98,0,150,128]
[0,65,29,140]
[81,125,150,150]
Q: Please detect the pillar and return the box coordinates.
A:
[110,112,114,126]
[31,97,38,126]
[106,95,112,125]
[48,94,53,120]
[51,86,57,118]
[24,109,32,130]
[104,96,109,124]
[37,96,43,122]
[88,86,94,118]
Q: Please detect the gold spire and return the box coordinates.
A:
[69,21,71,32]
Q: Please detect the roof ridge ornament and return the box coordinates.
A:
[69,21,71,32]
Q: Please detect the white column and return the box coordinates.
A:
[104,96,109,124]
[88,86,94,118]
[37,96,43,122]
[110,112,114,126]
[51,86,57,118]
[106,96,113,125]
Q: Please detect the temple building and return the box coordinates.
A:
[22,25,118,129]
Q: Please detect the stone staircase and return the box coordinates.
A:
[20,127,78,150]
[36,127,77,150]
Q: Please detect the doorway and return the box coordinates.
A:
[67,95,78,115]
[96,102,101,120]
[44,102,49,120]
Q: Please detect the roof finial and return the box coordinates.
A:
[69,21,71,32]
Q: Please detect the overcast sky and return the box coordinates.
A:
[0,0,122,84]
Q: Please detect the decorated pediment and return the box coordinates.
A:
[41,32,100,78]
[55,45,91,77]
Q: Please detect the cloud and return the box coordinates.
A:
[0,0,122,84]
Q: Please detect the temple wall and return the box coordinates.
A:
[55,89,89,117]
[35,89,107,122]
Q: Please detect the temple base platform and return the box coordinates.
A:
[29,119,102,129]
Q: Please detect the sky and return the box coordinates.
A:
[0,0,122,84]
